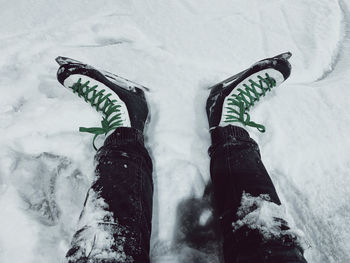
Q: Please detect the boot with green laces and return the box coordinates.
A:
[56,57,149,150]
[206,52,292,132]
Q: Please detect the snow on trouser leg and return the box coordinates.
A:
[208,125,307,263]
[66,127,153,263]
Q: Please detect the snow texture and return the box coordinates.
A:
[66,190,131,262]
[232,193,305,246]
[1,0,350,262]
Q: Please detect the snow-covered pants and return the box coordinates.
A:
[66,127,153,263]
[209,125,307,263]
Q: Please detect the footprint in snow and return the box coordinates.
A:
[10,152,81,226]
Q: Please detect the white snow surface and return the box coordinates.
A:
[232,193,305,245]
[0,0,350,262]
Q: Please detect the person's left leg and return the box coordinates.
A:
[66,127,153,263]
[56,58,153,262]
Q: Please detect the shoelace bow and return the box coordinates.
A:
[224,73,277,132]
[69,78,124,150]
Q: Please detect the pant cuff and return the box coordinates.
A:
[104,127,144,147]
[209,125,258,157]
[210,125,250,144]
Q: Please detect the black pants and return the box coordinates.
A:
[66,127,153,263]
[66,126,306,262]
[209,125,307,263]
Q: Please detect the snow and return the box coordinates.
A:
[67,189,131,262]
[232,193,305,245]
[1,0,350,262]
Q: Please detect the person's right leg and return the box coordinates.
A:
[208,125,306,262]
[206,52,308,262]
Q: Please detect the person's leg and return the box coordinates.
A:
[209,126,305,262]
[56,57,153,262]
[66,127,153,263]
[206,52,307,262]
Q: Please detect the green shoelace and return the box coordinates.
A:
[224,73,277,132]
[69,78,124,150]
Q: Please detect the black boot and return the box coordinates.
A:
[56,56,149,149]
[206,52,292,132]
